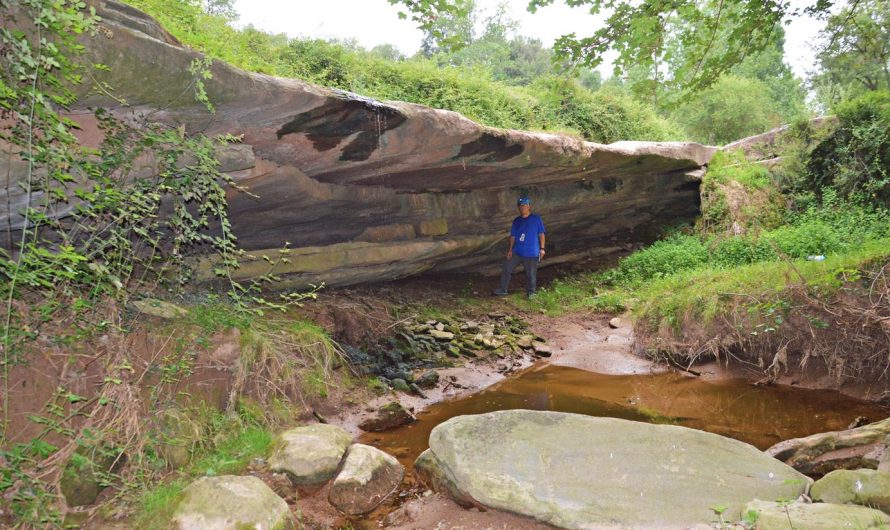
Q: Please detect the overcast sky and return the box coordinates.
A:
[233,0,825,79]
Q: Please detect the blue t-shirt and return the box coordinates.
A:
[510,214,546,258]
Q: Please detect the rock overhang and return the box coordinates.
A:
[2,0,718,288]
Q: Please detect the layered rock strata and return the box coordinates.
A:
[2,1,716,287]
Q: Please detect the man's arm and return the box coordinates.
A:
[538,233,546,258]
[507,236,515,259]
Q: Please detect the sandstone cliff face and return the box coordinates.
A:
[2,1,717,288]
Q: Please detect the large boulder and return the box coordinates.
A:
[418,410,810,529]
[268,424,352,485]
[766,417,890,477]
[328,444,405,515]
[172,475,291,530]
[744,499,890,529]
[3,1,716,288]
[811,469,890,513]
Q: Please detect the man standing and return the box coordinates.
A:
[493,197,546,298]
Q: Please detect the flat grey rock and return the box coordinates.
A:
[420,410,810,529]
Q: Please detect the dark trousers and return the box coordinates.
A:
[499,254,538,294]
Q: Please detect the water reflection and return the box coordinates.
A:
[362,365,889,468]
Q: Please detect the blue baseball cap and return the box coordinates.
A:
[517,197,531,206]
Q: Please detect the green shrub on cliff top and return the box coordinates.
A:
[804,91,890,207]
[126,0,683,142]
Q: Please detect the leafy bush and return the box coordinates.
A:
[805,91,890,207]
[607,235,709,285]
[706,150,772,189]
[672,75,785,145]
[710,237,776,266]
[762,221,845,258]
[522,78,682,142]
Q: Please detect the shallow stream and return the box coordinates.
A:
[361,364,889,467]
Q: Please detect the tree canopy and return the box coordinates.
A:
[393,0,834,99]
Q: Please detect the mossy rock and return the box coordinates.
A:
[328,444,404,515]
[152,408,205,470]
[811,469,890,513]
[744,499,890,529]
[60,444,123,507]
[172,475,292,530]
[268,424,351,485]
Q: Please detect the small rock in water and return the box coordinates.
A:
[848,416,870,429]
[359,401,416,432]
[532,341,552,357]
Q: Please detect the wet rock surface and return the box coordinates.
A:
[2,0,716,289]
[172,475,291,530]
[268,424,352,485]
[419,409,810,529]
[328,444,404,515]
[766,417,890,476]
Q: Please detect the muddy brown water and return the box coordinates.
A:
[361,365,889,469]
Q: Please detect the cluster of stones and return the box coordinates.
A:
[398,312,551,361]
[754,417,890,529]
[171,424,404,529]
[413,410,890,530]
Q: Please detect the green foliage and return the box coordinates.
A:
[812,0,890,110]
[128,0,685,142]
[389,0,475,53]
[707,150,772,189]
[673,75,785,144]
[762,221,844,258]
[396,0,830,104]
[135,480,185,529]
[710,237,776,267]
[607,235,709,286]
[188,298,255,332]
[135,411,272,527]
[633,237,890,330]
[190,425,271,477]
[525,78,682,142]
[730,40,808,123]
[804,91,890,207]
[0,439,63,526]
